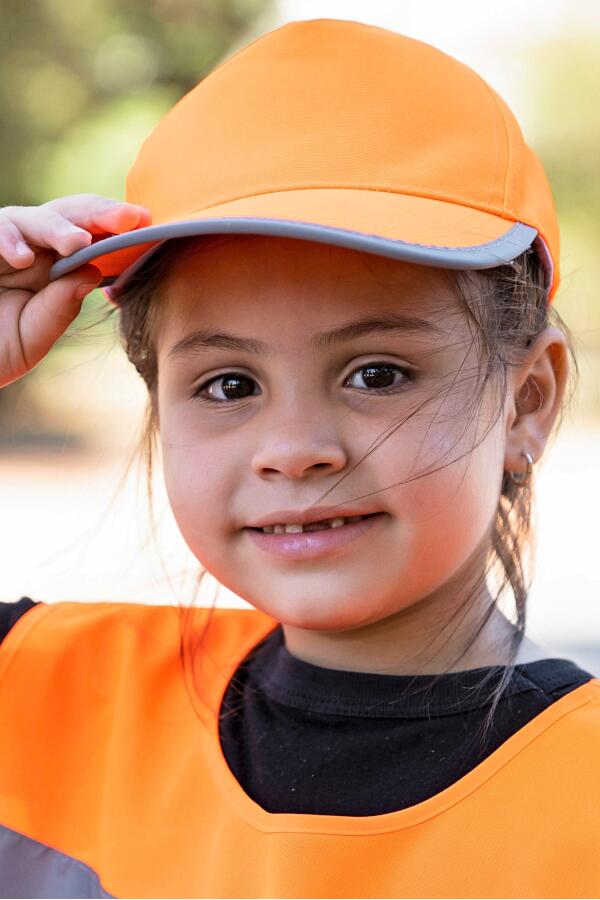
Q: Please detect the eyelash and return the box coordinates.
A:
[191,362,417,403]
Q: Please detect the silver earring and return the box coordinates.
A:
[508,450,534,487]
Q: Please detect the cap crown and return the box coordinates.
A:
[126,18,560,294]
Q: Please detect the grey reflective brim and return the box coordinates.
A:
[48,216,540,302]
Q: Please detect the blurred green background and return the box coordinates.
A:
[0,0,273,447]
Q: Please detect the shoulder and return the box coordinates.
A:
[552,680,600,831]
[547,678,600,732]
[494,679,600,839]
[540,678,600,779]
[0,601,278,747]
[0,599,180,653]
[0,598,40,643]
[565,678,600,735]
[0,600,277,674]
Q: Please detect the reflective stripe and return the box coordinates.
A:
[0,824,113,899]
[48,216,538,287]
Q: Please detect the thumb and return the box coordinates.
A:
[19,265,103,369]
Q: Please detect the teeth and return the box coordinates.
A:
[260,515,368,533]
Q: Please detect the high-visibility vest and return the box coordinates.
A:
[0,600,598,899]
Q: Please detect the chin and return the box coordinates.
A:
[257,594,377,632]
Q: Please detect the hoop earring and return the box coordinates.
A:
[508,450,534,487]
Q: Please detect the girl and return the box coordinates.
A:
[0,18,598,900]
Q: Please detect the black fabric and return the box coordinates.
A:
[1,599,595,819]
[218,623,595,816]
[0,597,39,639]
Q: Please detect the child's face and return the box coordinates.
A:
[155,235,506,641]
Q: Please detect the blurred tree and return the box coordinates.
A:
[525,37,600,338]
[0,0,273,446]
[525,37,600,243]
[524,36,600,420]
[1,0,272,206]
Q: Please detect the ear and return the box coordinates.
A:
[504,326,570,477]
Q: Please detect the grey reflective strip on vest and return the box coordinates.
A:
[0,824,114,899]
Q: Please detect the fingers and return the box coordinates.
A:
[0,195,152,273]
[0,205,93,263]
[90,203,152,235]
[0,215,37,270]
[0,193,149,388]
[46,193,152,235]
[17,265,103,372]
[0,248,58,292]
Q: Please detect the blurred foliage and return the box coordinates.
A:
[0,0,273,445]
[1,0,272,206]
[525,36,600,245]
[523,35,600,421]
[528,30,600,348]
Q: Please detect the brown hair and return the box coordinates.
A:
[99,234,579,751]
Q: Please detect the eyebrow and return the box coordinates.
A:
[166,312,444,360]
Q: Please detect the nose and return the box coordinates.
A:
[251,421,348,480]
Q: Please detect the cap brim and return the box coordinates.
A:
[47,189,540,302]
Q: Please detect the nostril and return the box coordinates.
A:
[252,440,348,479]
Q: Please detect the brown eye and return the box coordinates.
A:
[346,363,413,392]
[194,373,259,402]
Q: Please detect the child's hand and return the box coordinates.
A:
[0,194,151,389]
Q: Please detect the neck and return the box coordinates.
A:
[281,564,525,677]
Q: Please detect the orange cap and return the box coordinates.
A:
[49,18,560,303]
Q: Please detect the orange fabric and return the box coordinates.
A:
[86,19,560,299]
[92,190,520,279]
[0,600,598,898]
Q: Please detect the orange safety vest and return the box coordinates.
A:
[0,600,598,898]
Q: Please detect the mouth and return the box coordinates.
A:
[247,513,381,534]
[243,512,387,561]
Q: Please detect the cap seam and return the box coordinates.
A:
[480,75,500,210]
[171,183,517,226]
[183,213,526,253]
[483,81,517,216]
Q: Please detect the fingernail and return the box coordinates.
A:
[15,241,31,256]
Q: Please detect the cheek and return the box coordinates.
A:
[378,418,504,581]
[160,433,239,564]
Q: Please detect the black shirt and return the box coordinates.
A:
[1,598,595,817]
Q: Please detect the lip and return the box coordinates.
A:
[243,512,388,561]
[246,506,384,529]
